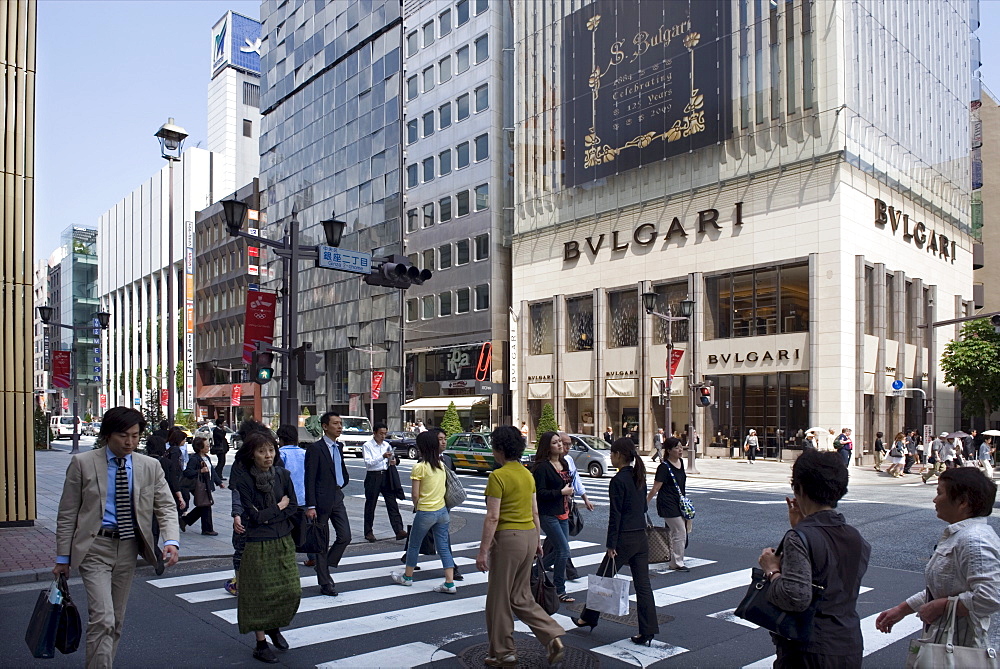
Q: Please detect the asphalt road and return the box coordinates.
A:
[3,458,997,668]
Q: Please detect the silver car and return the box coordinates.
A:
[567,433,617,477]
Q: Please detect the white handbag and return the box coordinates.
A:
[906,596,999,669]
[585,561,630,616]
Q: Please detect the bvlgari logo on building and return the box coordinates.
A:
[707,349,800,365]
[564,203,743,261]
[605,370,637,377]
[874,199,956,264]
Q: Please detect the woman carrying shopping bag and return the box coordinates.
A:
[744,429,759,463]
[646,437,690,572]
[181,437,224,535]
[573,438,659,646]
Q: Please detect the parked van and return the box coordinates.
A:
[50,415,82,439]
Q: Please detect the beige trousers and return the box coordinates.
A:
[664,515,687,568]
[485,529,564,658]
[78,535,138,669]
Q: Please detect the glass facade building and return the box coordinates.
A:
[259,0,404,424]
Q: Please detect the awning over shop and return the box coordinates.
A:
[565,380,593,399]
[528,383,554,400]
[400,396,489,411]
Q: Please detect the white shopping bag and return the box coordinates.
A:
[586,573,630,616]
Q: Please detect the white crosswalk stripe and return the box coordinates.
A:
[153,540,919,667]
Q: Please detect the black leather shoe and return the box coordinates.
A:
[252,646,278,664]
[153,547,165,576]
[320,584,339,596]
[265,629,288,650]
[452,570,464,582]
[364,532,377,543]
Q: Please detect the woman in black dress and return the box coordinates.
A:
[646,437,689,571]
[574,438,658,645]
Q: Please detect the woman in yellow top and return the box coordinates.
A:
[476,425,566,668]
[390,429,457,593]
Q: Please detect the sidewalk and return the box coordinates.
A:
[0,442,406,586]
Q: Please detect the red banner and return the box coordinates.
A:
[667,349,684,379]
[99,394,107,409]
[160,389,169,407]
[243,289,277,363]
[231,384,242,407]
[371,371,385,400]
[62,398,69,412]
[52,351,71,389]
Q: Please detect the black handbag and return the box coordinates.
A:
[530,557,560,615]
[294,515,327,554]
[568,502,584,536]
[54,574,81,655]
[735,529,823,641]
[401,523,436,558]
[25,578,64,658]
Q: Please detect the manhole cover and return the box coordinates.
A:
[562,602,675,627]
[458,639,599,668]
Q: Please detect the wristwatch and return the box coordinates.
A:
[765,570,780,581]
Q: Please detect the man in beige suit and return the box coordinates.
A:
[53,407,180,669]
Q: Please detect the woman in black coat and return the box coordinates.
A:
[145,435,186,549]
[532,431,575,603]
[574,438,658,645]
[181,437,225,535]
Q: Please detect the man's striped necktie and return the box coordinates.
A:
[115,457,136,540]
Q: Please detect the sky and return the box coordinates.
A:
[32,0,1000,261]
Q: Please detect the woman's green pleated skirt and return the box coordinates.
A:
[237,534,301,634]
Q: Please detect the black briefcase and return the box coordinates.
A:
[25,579,62,658]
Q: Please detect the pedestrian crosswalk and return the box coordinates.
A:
[152,540,923,667]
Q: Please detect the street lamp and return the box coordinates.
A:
[349,335,384,424]
[154,117,188,426]
[642,291,698,473]
[38,306,112,453]
[321,216,347,247]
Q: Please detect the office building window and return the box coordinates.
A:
[242,119,252,137]
[423,66,434,93]
[406,298,419,322]
[474,34,488,63]
[439,243,452,269]
[474,134,488,161]
[406,119,418,144]
[439,196,452,222]
[423,249,435,269]
[423,20,435,47]
[475,84,488,112]
[440,292,453,316]
[529,301,553,354]
[406,31,419,56]
[457,93,470,120]
[456,190,470,216]
[439,56,452,83]
[406,208,418,232]
[457,45,470,73]
[474,233,489,260]
[439,149,452,175]
[474,183,489,210]
[407,253,419,267]
[608,289,639,348]
[650,282,689,344]
[457,0,470,26]
[439,9,452,36]
[406,75,418,100]
[475,284,489,310]
[439,102,452,128]
[456,287,471,314]
[423,202,435,228]
[422,295,435,319]
[475,0,489,14]
[406,164,418,187]
[706,263,809,339]
[456,239,470,265]
[566,295,594,351]
[457,141,470,168]
[423,111,435,137]
[423,157,435,182]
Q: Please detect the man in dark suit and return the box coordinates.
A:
[305,411,351,596]
[603,427,614,444]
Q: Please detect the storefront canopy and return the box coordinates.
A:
[400,396,489,411]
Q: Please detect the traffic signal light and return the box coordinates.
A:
[251,348,274,385]
[297,342,321,385]
[363,255,432,289]
[697,384,713,407]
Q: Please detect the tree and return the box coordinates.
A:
[940,318,1000,420]
[34,406,50,449]
[440,402,463,436]
[174,408,197,431]
[142,389,165,434]
[537,402,559,434]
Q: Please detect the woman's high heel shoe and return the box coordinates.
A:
[630,634,655,646]
[573,618,596,631]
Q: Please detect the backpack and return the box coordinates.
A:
[833,434,843,450]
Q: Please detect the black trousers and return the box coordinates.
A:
[183,505,214,533]
[315,503,351,587]
[363,470,404,535]
[214,451,227,479]
[579,529,658,636]
[774,642,861,669]
[903,455,914,473]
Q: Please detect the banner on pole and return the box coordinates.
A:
[52,351,71,389]
[667,349,684,379]
[160,389,169,407]
[371,371,385,400]
[242,289,277,363]
[62,398,70,412]
[231,384,242,407]
[99,394,107,409]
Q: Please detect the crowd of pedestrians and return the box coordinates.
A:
[51,406,1000,667]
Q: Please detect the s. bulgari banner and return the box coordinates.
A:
[562,0,733,187]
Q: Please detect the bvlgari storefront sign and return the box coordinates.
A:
[874,199,957,264]
[707,349,801,366]
[562,0,732,187]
